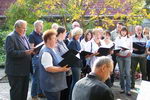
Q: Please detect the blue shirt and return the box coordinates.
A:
[29,31,43,46]
[146,40,150,60]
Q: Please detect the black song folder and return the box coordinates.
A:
[80,51,93,58]
[33,42,44,53]
[133,42,146,54]
[97,44,115,56]
[61,49,79,58]
[58,53,80,67]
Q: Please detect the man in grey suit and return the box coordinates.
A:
[72,56,114,100]
[5,20,34,100]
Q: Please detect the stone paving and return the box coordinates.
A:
[0,68,141,100]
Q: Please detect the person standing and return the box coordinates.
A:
[89,28,105,67]
[146,36,150,81]
[72,56,114,100]
[68,27,83,100]
[103,30,114,87]
[131,25,147,89]
[110,22,123,86]
[5,20,33,100]
[39,29,70,100]
[115,27,132,96]
[143,27,150,40]
[55,26,71,100]
[80,29,93,75]
[28,20,44,99]
[111,22,123,41]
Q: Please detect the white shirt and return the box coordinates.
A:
[115,36,133,56]
[90,39,105,53]
[41,49,57,69]
[80,39,92,52]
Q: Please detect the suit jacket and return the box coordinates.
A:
[5,31,32,76]
[72,73,114,100]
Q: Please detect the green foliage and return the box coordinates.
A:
[43,21,52,31]
[5,0,39,30]
[26,23,34,35]
[0,31,10,65]
[146,0,150,6]
[0,21,52,66]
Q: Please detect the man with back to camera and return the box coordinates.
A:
[5,20,33,100]
[72,56,114,100]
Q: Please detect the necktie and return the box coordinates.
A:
[21,36,29,49]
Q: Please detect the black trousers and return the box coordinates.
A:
[60,75,72,100]
[7,75,29,100]
[111,54,117,83]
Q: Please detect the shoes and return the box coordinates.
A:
[38,93,46,98]
[126,92,132,96]
[120,90,125,94]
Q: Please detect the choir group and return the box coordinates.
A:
[5,19,150,100]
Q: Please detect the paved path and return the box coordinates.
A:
[0,68,141,100]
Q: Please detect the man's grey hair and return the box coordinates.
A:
[34,20,43,28]
[135,25,142,30]
[14,20,27,28]
[51,23,59,30]
[92,56,113,71]
[72,21,80,29]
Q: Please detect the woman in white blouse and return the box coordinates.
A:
[103,30,114,58]
[80,29,93,52]
[115,26,132,96]
[89,28,105,67]
[80,29,93,74]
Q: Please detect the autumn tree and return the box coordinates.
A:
[5,0,150,30]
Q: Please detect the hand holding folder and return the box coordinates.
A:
[61,65,71,71]
[58,53,80,67]
[114,49,121,54]
[80,51,93,58]
[133,42,146,54]
[96,44,115,56]
[33,42,44,53]
[118,46,129,51]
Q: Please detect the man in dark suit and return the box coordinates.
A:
[5,20,33,100]
[72,56,114,100]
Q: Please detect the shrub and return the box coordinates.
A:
[0,31,10,66]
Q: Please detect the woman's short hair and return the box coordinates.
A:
[92,28,103,35]
[72,27,83,37]
[42,29,57,43]
[57,26,66,37]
